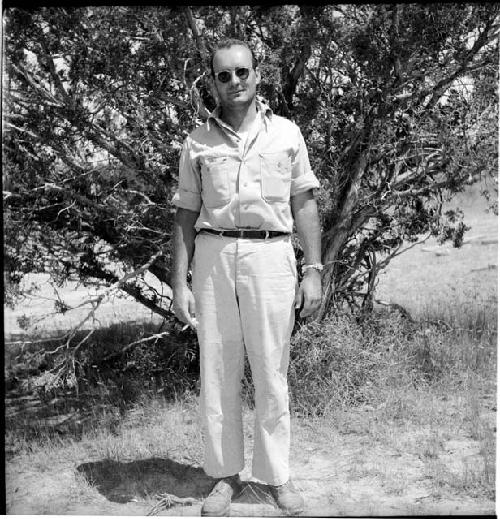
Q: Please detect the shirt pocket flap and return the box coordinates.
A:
[259,152,291,173]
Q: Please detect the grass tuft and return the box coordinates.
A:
[287,302,495,417]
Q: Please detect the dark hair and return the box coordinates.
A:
[210,38,258,77]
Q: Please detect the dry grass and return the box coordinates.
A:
[6,394,207,514]
[7,391,203,465]
[366,183,497,502]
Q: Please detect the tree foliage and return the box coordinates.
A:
[4,5,499,323]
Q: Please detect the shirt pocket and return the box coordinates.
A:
[259,151,292,203]
[201,156,235,208]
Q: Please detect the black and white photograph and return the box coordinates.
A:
[3,4,498,516]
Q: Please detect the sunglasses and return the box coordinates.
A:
[215,67,251,83]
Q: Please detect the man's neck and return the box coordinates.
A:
[219,100,258,132]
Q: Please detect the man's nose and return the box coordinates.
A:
[229,71,241,85]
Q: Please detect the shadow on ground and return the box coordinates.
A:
[77,458,277,508]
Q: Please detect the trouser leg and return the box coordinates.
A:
[192,234,245,478]
[236,236,297,485]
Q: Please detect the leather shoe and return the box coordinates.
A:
[201,475,242,516]
[269,480,304,515]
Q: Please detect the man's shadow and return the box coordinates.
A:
[77,458,276,507]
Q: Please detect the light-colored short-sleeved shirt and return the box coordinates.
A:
[172,100,320,233]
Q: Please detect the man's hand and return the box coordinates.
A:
[172,284,197,328]
[295,269,322,318]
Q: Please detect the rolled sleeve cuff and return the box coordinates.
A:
[290,172,320,197]
[171,189,202,212]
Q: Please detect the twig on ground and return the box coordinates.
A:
[242,483,273,506]
[102,331,171,361]
[147,493,197,516]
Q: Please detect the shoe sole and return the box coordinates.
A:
[281,507,303,516]
[201,504,230,516]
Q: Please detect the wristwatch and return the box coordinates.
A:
[302,263,324,274]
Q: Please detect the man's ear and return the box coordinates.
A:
[255,67,261,86]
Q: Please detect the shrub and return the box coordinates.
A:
[287,308,496,417]
[6,320,199,405]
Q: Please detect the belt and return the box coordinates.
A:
[199,228,289,239]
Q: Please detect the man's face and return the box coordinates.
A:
[212,45,261,110]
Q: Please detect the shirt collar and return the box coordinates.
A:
[207,97,273,132]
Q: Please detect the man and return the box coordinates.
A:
[171,38,322,516]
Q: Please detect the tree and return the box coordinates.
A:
[4,5,499,329]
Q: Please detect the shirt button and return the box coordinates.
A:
[243,182,248,187]
[243,204,249,210]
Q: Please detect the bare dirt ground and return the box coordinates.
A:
[6,401,496,516]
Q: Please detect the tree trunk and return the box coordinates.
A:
[319,148,369,319]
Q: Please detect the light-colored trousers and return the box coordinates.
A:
[192,232,297,485]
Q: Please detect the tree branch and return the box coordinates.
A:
[420,17,498,110]
[183,6,210,65]
[35,27,70,102]
[121,282,172,319]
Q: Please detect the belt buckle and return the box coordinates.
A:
[239,230,245,238]
[218,230,225,237]
[264,230,270,240]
